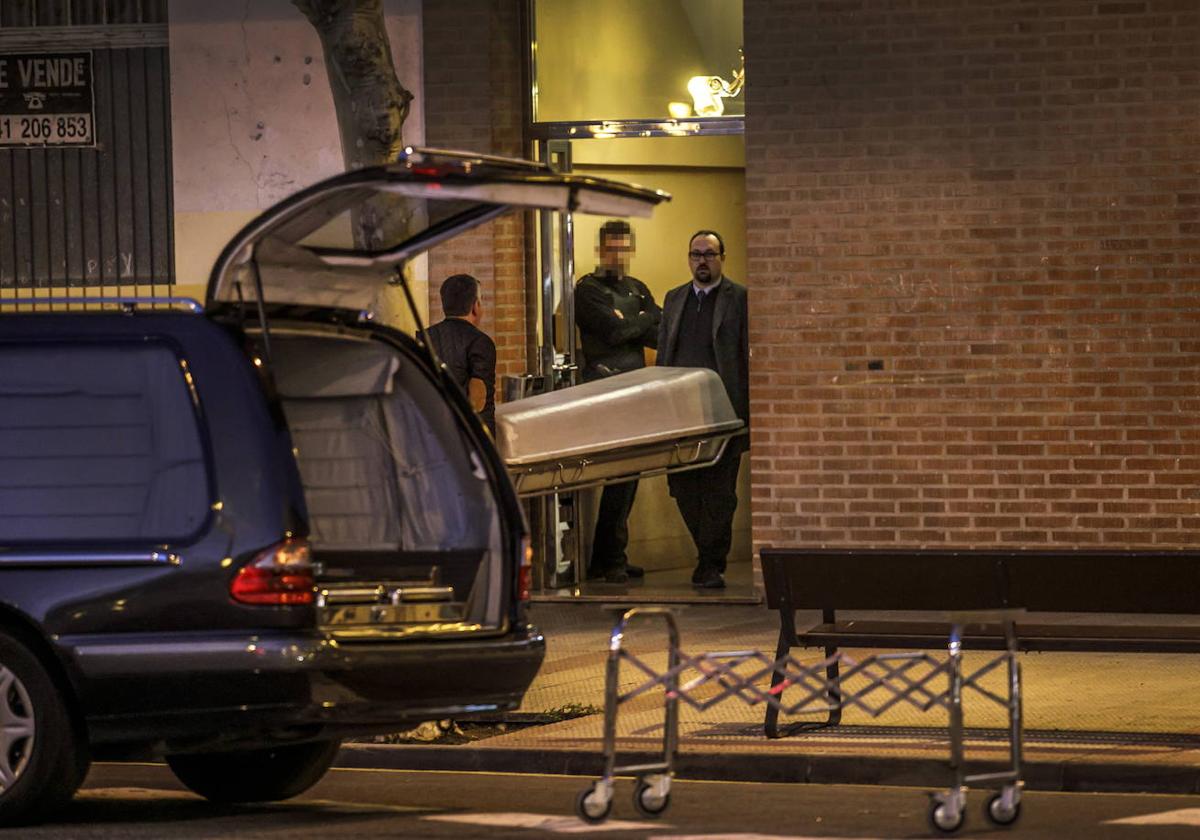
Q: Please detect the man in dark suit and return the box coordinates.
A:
[423,274,496,435]
[576,220,661,583]
[657,230,749,589]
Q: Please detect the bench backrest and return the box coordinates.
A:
[760,548,1200,614]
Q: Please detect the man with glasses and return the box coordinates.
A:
[576,220,661,583]
[657,230,749,589]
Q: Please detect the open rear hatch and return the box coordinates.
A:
[207,148,668,313]
[205,148,672,638]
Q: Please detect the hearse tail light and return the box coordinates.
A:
[230,538,315,606]
[518,536,533,603]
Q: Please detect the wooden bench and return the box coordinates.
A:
[760,547,1200,737]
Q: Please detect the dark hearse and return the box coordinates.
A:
[0,148,668,824]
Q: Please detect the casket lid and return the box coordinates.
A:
[496,367,743,466]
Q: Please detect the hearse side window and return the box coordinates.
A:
[0,342,210,545]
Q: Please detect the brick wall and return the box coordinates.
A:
[421,0,529,378]
[745,0,1200,549]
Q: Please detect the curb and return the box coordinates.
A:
[335,743,1200,795]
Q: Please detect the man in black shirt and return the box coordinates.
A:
[423,273,496,435]
[576,220,661,583]
[657,230,749,589]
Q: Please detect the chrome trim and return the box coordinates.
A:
[0,551,179,567]
[537,151,558,383]
[508,430,742,498]
[317,584,456,608]
[177,357,202,409]
[318,586,388,606]
[530,117,744,141]
[559,141,576,384]
[320,603,468,629]
[391,586,456,604]
[0,296,203,313]
[528,0,539,123]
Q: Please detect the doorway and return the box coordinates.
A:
[528,137,753,603]
[525,0,752,603]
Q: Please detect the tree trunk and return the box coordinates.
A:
[294,0,420,328]
[293,0,413,170]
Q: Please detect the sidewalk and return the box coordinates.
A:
[336,602,1200,794]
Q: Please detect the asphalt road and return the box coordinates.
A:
[4,762,1200,839]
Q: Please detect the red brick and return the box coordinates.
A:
[423,0,528,395]
[745,0,1199,549]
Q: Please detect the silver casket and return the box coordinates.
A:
[495,366,745,497]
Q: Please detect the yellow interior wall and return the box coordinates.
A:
[571,135,749,572]
[534,0,744,122]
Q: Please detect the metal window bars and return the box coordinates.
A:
[575,606,1024,834]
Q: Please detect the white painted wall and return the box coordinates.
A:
[168,0,424,298]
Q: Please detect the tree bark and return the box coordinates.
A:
[293,0,413,170]
[294,0,419,327]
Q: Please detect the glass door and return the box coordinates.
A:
[524,1,756,602]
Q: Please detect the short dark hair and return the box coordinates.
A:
[598,219,631,247]
[688,229,725,256]
[440,273,480,317]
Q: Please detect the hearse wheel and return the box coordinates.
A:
[0,632,90,826]
[167,738,342,803]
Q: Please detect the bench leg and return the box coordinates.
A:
[823,642,843,727]
[765,609,843,738]
[764,613,794,739]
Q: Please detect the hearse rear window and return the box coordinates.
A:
[0,342,210,545]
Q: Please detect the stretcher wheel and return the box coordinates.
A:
[632,777,670,818]
[984,789,1021,826]
[928,798,965,834]
[575,783,612,824]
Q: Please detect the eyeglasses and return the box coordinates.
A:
[688,250,721,261]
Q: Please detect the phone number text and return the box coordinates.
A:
[0,114,93,146]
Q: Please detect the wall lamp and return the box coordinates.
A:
[675,48,744,118]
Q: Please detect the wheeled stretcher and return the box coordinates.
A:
[575,607,1024,834]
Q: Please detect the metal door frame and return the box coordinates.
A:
[522,0,746,594]
[530,137,583,591]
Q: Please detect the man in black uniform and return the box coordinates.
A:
[657,230,749,589]
[423,273,496,435]
[575,220,661,583]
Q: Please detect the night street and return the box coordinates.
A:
[2,762,1199,839]
[2,0,1198,835]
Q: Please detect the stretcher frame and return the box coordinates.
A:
[575,606,1024,834]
